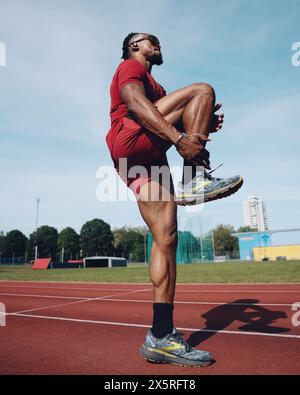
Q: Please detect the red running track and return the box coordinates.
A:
[0,281,300,375]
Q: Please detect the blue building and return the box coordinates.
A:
[232,232,272,260]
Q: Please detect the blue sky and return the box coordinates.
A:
[0,0,299,239]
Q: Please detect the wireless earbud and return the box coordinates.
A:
[132,43,139,52]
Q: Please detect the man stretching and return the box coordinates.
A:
[106,32,243,367]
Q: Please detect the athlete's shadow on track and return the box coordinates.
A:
[187,299,289,347]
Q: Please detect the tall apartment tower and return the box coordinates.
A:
[243,196,268,231]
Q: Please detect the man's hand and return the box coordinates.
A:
[176,134,210,169]
[211,103,224,133]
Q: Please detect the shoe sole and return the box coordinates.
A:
[140,346,214,368]
[176,176,243,206]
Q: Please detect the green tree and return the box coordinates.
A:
[80,219,114,257]
[113,226,128,256]
[124,230,144,262]
[58,227,80,261]
[0,230,27,258]
[27,232,37,261]
[29,226,58,259]
[113,226,146,262]
[0,231,6,258]
[213,224,239,257]
[237,226,257,232]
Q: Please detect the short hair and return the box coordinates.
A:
[121,32,138,60]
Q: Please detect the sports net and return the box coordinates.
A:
[147,212,214,264]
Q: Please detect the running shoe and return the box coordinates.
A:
[176,168,243,206]
[140,328,214,367]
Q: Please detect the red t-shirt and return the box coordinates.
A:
[108,59,166,134]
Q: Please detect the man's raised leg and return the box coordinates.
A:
[154,83,243,204]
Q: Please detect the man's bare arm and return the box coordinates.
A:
[121,83,210,168]
[121,83,181,144]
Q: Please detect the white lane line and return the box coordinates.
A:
[7,313,300,339]
[0,284,150,292]
[8,289,149,315]
[88,298,295,308]
[0,293,294,307]
[0,283,299,293]
[0,293,85,300]
[177,290,300,294]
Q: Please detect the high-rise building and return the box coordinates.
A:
[243,196,268,231]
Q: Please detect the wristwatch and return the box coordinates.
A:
[174,132,186,148]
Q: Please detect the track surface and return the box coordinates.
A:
[0,281,300,375]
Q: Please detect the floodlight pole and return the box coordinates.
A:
[144,233,147,266]
[199,217,204,264]
[212,229,216,262]
[34,198,40,260]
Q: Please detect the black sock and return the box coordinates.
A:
[151,303,174,338]
[182,159,196,185]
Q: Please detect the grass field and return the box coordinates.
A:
[0,260,300,283]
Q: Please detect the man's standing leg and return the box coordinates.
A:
[137,173,177,338]
[136,169,213,367]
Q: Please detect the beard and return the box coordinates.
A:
[150,52,163,65]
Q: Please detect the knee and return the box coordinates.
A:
[155,228,178,252]
[191,82,215,100]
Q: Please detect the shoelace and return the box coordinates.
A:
[192,164,223,183]
[204,163,223,180]
[181,164,224,186]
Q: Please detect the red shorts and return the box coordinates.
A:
[106,117,172,195]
